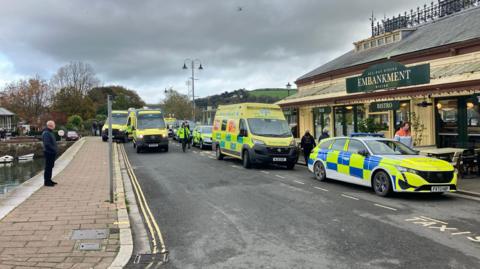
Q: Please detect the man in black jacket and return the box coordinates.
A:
[300,130,316,165]
[42,120,58,187]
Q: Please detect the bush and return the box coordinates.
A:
[67,115,83,131]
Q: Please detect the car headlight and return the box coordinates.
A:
[138,134,144,139]
[252,139,265,146]
[396,166,418,175]
[289,139,297,147]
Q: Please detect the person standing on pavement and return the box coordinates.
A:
[177,122,191,152]
[42,120,58,187]
[300,130,316,165]
[394,122,413,148]
[318,127,330,143]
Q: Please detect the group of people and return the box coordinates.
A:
[177,121,192,152]
[299,122,413,164]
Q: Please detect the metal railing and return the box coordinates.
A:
[371,0,480,36]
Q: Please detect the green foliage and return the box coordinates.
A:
[249,88,297,99]
[88,86,145,115]
[53,87,95,120]
[67,115,83,131]
[162,90,193,120]
[195,88,295,109]
[358,118,383,133]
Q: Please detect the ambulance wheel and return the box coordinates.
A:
[373,170,392,196]
[136,146,142,153]
[242,150,252,169]
[215,146,224,160]
[164,146,169,152]
[133,142,136,148]
[199,140,204,150]
[102,137,107,142]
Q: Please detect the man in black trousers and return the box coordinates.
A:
[42,120,58,187]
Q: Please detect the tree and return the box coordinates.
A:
[161,89,193,120]
[1,75,52,127]
[67,115,83,130]
[50,61,100,95]
[52,87,95,120]
[88,86,145,115]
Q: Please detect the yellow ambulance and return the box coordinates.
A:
[212,103,298,169]
[102,110,129,142]
[127,109,169,153]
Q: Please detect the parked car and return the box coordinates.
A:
[66,131,80,141]
[308,135,457,196]
[192,125,213,149]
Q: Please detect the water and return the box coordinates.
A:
[0,158,44,195]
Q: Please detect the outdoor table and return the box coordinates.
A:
[418,147,465,156]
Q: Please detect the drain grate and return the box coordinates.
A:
[71,229,109,240]
[79,243,101,251]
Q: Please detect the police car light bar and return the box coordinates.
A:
[350,133,385,138]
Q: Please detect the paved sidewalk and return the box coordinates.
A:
[0,137,120,268]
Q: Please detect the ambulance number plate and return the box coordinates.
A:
[273,157,287,162]
[148,144,159,148]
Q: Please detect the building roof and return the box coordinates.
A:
[297,6,480,82]
[0,108,14,116]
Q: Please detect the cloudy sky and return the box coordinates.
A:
[0,0,423,103]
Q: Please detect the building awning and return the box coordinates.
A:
[0,108,14,116]
[278,59,480,108]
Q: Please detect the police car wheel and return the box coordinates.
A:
[242,151,252,169]
[313,161,326,181]
[373,171,392,196]
[215,146,224,160]
[200,140,204,150]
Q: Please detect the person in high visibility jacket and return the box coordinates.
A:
[177,122,191,152]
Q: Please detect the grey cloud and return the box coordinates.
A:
[0,0,423,102]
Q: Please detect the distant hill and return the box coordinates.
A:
[195,88,297,108]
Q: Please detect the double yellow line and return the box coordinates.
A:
[119,145,167,256]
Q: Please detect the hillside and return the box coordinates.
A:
[195,88,297,108]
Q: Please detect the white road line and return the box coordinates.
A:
[341,194,359,200]
[260,171,270,174]
[313,186,329,192]
[293,180,305,185]
[275,175,285,179]
[374,203,398,211]
[420,216,448,225]
[231,165,241,169]
[451,231,471,235]
[209,157,215,159]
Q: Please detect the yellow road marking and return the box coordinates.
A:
[121,145,168,254]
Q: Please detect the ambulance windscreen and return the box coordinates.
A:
[247,118,291,137]
[137,114,166,129]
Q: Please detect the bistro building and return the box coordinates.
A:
[278,0,480,149]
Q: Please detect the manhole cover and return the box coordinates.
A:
[71,229,109,240]
[79,243,101,251]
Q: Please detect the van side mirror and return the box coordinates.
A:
[358,149,369,157]
[239,129,248,137]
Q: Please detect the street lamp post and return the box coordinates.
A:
[183,59,203,122]
[286,82,292,96]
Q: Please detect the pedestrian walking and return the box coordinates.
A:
[394,122,413,148]
[186,122,192,149]
[318,127,330,143]
[300,130,316,165]
[177,122,191,152]
[42,120,58,187]
[92,121,98,136]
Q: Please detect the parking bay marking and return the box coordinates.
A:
[260,171,270,175]
[275,175,285,179]
[341,194,359,200]
[313,186,329,192]
[293,180,305,185]
[374,203,397,211]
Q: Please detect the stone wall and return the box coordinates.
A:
[0,141,75,158]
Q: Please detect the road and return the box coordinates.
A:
[124,140,480,269]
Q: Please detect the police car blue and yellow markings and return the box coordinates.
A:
[309,138,457,193]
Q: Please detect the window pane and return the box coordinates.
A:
[371,114,389,131]
[320,139,334,149]
[467,99,480,134]
[395,101,410,130]
[347,140,366,153]
[331,139,346,151]
[334,108,344,136]
[437,99,458,133]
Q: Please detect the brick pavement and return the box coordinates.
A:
[0,137,120,269]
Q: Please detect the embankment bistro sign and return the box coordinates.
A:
[346,61,430,93]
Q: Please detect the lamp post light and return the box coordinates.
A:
[183,59,203,122]
[286,82,292,96]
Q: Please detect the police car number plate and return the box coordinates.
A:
[431,186,450,192]
[148,144,159,147]
[273,157,287,162]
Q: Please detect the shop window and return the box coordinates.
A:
[395,101,410,131]
[314,110,331,140]
[371,114,390,131]
[437,99,458,134]
[467,98,480,134]
[334,105,365,136]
